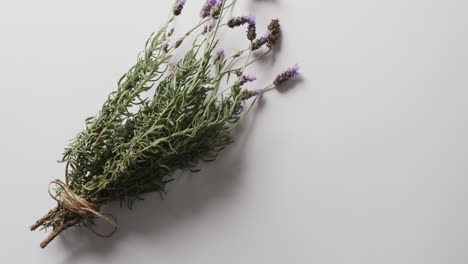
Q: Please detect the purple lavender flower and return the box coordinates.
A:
[173,0,187,16]
[247,24,256,41]
[244,75,256,82]
[273,64,300,85]
[200,0,217,18]
[169,62,177,73]
[236,74,256,86]
[240,87,262,100]
[162,39,170,52]
[214,49,224,62]
[246,16,256,41]
[175,36,185,48]
[209,19,217,31]
[167,28,174,37]
[211,1,223,19]
[251,30,272,50]
[245,15,255,25]
[227,15,255,28]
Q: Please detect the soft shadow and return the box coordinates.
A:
[55,107,260,263]
[276,75,304,94]
[251,0,278,3]
[248,0,280,14]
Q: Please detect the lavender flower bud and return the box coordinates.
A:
[266,19,280,47]
[241,90,254,100]
[167,28,174,37]
[245,15,255,26]
[200,0,217,18]
[162,40,170,52]
[251,30,271,51]
[214,49,224,62]
[240,88,262,100]
[211,2,223,19]
[209,19,217,31]
[173,0,187,16]
[231,50,241,58]
[227,15,255,28]
[175,36,185,48]
[247,23,256,41]
[273,64,300,85]
[236,74,256,86]
[169,62,177,73]
[227,17,242,28]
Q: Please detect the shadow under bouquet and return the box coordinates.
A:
[31,0,299,248]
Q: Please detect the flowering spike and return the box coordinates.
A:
[251,31,271,51]
[175,36,185,48]
[245,15,255,25]
[227,15,255,28]
[241,88,262,100]
[167,28,175,37]
[255,88,264,96]
[200,0,217,18]
[162,40,170,52]
[236,74,256,86]
[246,16,256,41]
[274,64,300,85]
[173,0,187,16]
[211,2,223,19]
[214,49,224,62]
[209,19,217,31]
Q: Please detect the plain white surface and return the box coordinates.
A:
[1,0,468,263]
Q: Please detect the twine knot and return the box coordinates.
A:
[48,179,118,238]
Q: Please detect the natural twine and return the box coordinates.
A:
[48,179,118,238]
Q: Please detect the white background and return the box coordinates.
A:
[1,0,467,263]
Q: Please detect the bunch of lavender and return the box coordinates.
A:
[30,0,299,248]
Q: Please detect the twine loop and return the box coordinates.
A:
[48,179,118,238]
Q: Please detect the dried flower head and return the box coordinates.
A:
[266,19,280,48]
[173,0,187,16]
[274,64,300,85]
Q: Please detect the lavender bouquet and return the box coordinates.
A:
[30,0,299,248]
